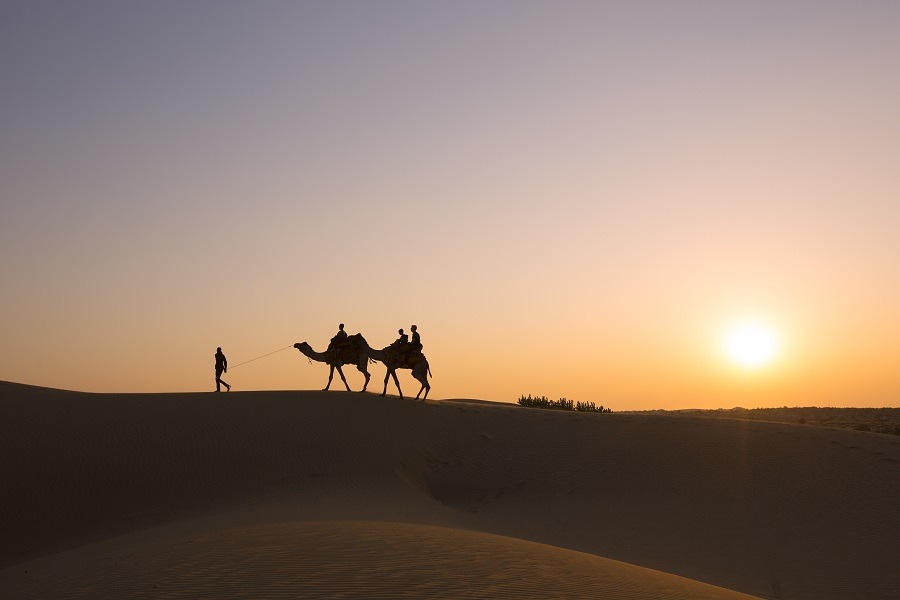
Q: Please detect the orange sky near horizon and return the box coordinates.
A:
[2,2,899,410]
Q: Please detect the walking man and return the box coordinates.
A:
[215,347,231,392]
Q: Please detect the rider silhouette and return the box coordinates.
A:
[393,328,409,366]
[329,323,349,363]
[410,325,422,353]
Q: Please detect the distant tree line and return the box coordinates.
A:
[517,394,612,413]
[631,406,900,436]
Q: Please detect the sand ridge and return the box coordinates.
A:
[2,382,899,599]
[0,520,762,600]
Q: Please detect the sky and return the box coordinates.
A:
[2,1,899,409]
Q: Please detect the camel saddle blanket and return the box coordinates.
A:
[382,347,425,369]
[332,344,360,365]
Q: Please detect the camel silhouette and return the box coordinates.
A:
[293,336,371,392]
[293,333,431,400]
[352,334,432,400]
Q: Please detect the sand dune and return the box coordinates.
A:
[1,381,898,599]
[1,521,760,600]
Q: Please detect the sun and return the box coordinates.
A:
[723,320,780,369]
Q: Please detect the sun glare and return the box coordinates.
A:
[723,321,780,369]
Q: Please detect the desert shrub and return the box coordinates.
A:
[517,394,551,409]
[518,395,612,413]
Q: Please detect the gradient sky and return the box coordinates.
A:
[2,1,899,409]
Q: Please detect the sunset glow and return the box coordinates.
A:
[723,321,780,369]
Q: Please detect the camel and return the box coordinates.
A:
[293,335,371,392]
[351,334,432,400]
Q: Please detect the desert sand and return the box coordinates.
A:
[1,381,898,599]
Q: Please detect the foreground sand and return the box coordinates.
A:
[1,521,760,599]
[1,382,898,599]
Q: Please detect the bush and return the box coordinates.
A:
[517,395,612,413]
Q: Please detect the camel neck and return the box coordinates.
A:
[300,345,331,363]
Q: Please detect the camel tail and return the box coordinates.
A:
[428,365,432,378]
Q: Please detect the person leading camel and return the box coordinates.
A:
[215,347,231,392]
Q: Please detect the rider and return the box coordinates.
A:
[392,328,409,366]
[410,325,422,354]
[329,323,349,363]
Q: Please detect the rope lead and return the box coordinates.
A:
[229,345,293,370]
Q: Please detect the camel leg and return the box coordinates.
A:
[360,369,370,392]
[415,374,430,400]
[391,370,403,399]
[413,364,430,401]
[357,361,370,392]
[381,370,390,397]
[336,366,351,391]
[324,365,335,391]
[380,368,403,398]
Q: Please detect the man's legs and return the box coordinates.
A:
[216,369,230,392]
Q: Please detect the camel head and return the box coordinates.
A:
[294,342,310,351]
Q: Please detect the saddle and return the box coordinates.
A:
[329,340,359,365]
[383,345,424,369]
